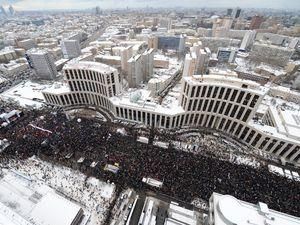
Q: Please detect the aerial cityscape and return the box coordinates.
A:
[0,1,299,225]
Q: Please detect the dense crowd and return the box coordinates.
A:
[0,110,299,217]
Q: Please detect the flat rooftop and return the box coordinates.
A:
[211,193,300,225]
[64,60,117,74]
[111,89,184,115]
[184,75,268,95]
[0,171,83,225]
[0,80,68,108]
[253,96,300,143]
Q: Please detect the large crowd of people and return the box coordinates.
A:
[0,108,299,217]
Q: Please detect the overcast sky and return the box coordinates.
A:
[0,0,299,10]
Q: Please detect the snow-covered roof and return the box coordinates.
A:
[30,193,82,225]
[184,75,268,95]
[111,89,184,115]
[211,193,300,225]
[64,61,117,74]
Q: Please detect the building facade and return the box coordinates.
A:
[26,49,58,80]
[61,39,82,59]
[43,61,121,113]
[43,71,300,166]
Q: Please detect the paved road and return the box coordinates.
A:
[80,21,109,49]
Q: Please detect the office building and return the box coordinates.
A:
[127,54,143,88]
[250,42,294,67]
[142,48,154,81]
[158,35,186,53]
[0,6,7,17]
[183,52,197,77]
[240,30,256,51]
[217,47,237,63]
[207,193,300,225]
[196,48,209,74]
[233,7,242,19]
[17,39,36,50]
[61,39,82,59]
[250,15,264,30]
[43,73,300,166]
[26,49,58,80]
[8,5,15,16]
[226,8,233,16]
[121,46,133,72]
[43,61,121,113]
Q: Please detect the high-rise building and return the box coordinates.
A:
[232,7,242,19]
[8,5,15,16]
[226,8,233,16]
[95,6,101,15]
[196,48,209,74]
[183,52,197,77]
[43,73,300,166]
[0,6,7,17]
[240,30,256,51]
[26,49,58,80]
[121,46,133,73]
[142,48,154,81]
[61,39,82,59]
[127,54,143,88]
[222,17,233,30]
[250,15,264,30]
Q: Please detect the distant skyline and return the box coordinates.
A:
[0,0,300,10]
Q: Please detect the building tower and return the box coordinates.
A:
[233,7,242,19]
[249,15,264,30]
[61,39,82,59]
[0,6,7,17]
[240,30,256,51]
[8,5,15,16]
[26,49,58,80]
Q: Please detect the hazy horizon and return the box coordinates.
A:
[0,0,300,11]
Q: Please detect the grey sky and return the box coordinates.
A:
[0,0,299,10]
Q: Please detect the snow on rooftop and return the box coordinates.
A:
[2,157,115,225]
[185,75,267,95]
[213,193,300,225]
[30,193,82,225]
[111,89,184,115]
[0,80,68,108]
[255,96,300,142]
[64,60,117,74]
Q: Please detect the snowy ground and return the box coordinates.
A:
[3,156,116,225]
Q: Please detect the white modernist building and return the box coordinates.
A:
[43,61,121,114]
[207,193,300,225]
[43,67,300,166]
[26,49,58,80]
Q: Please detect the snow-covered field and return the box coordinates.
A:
[3,156,116,225]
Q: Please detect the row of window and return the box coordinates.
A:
[182,97,252,122]
[44,92,113,111]
[115,105,300,163]
[65,69,119,86]
[183,83,260,108]
[262,111,276,127]
[68,80,116,97]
